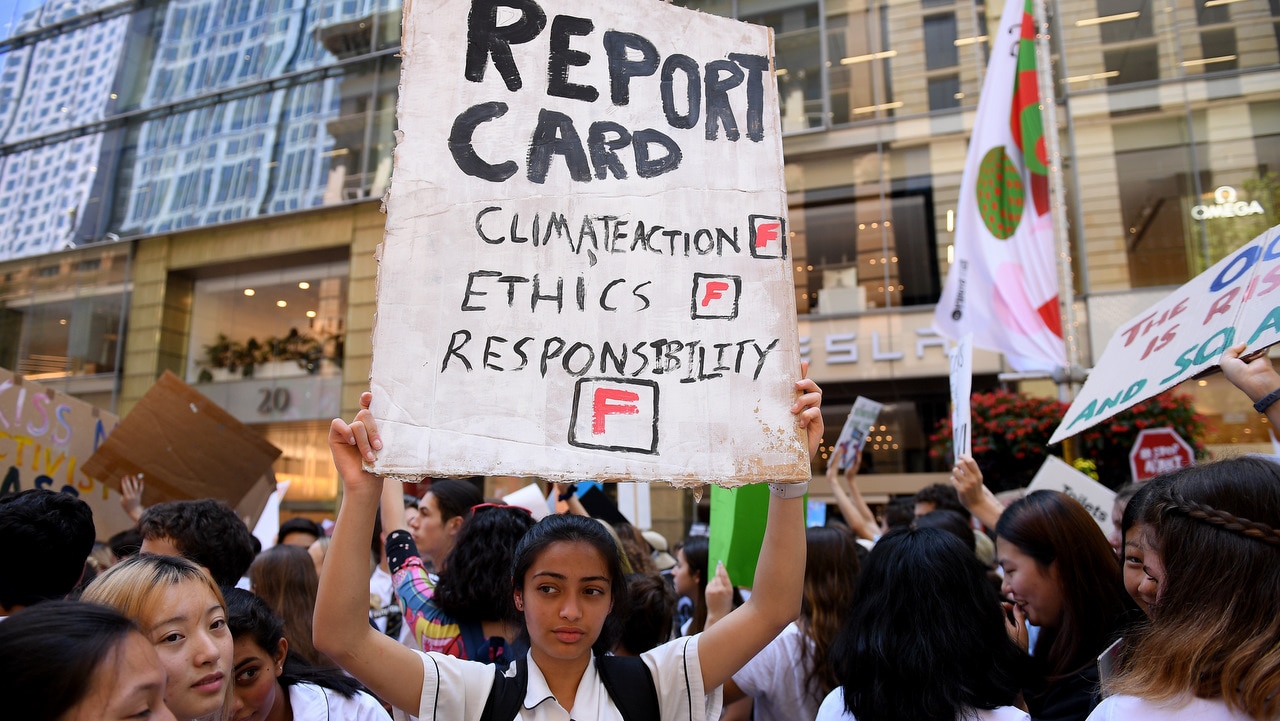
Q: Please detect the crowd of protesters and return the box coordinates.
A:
[0,354,1277,721]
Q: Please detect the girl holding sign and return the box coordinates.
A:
[315,376,823,721]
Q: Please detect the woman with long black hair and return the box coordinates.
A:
[817,527,1030,721]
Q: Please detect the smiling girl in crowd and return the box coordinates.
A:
[82,554,235,721]
[1091,457,1280,721]
[314,376,823,720]
[995,491,1136,721]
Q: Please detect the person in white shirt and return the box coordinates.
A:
[315,376,824,721]
[816,527,1030,721]
[725,526,860,721]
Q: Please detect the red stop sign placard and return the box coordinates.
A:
[1129,427,1194,482]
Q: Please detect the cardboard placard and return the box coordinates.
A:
[368,0,804,484]
[1052,223,1280,443]
[0,367,135,540]
[82,371,281,511]
[833,396,883,469]
[1027,455,1116,533]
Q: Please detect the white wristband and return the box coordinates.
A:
[768,481,809,499]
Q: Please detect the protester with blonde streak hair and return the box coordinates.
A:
[83,554,235,721]
[1090,457,1280,721]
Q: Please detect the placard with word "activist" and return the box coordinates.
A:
[368,0,806,484]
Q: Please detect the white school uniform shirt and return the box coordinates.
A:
[1087,694,1253,721]
[289,682,392,721]
[414,634,722,721]
[731,622,819,721]
[816,688,1029,721]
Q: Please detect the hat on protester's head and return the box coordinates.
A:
[642,530,677,571]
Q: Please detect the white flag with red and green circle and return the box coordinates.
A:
[932,0,1065,373]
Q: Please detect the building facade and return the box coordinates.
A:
[0,0,1278,521]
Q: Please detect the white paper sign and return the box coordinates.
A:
[949,333,973,461]
[833,396,883,469]
[616,481,652,529]
[1027,455,1116,533]
[369,0,805,484]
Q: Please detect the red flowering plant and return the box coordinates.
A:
[1075,392,1209,488]
[929,389,1208,492]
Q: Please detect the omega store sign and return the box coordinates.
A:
[800,308,1004,382]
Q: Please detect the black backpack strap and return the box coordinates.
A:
[597,654,661,721]
[478,656,528,721]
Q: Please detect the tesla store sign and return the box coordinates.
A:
[800,310,1004,381]
[1191,186,1265,221]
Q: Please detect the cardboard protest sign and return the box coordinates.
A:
[1027,455,1116,533]
[949,333,973,461]
[82,371,281,511]
[369,0,804,485]
[1051,224,1280,443]
[0,367,134,539]
[833,396,883,470]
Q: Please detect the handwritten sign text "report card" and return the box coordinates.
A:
[367,0,807,484]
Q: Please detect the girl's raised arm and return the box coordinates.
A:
[314,394,424,713]
[697,374,822,690]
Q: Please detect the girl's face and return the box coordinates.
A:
[672,548,699,598]
[1136,528,1166,614]
[409,493,455,565]
[997,538,1065,629]
[1122,524,1153,616]
[63,631,176,721]
[230,636,287,721]
[141,579,233,721]
[515,541,613,665]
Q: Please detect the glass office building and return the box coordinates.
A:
[0,0,1277,504]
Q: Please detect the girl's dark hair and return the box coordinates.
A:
[511,513,630,655]
[996,490,1133,680]
[680,535,711,634]
[223,587,364,698]
[800,526,860,704]
[1121,475,1175,540]
[912,510,976,553]
[0,600,139,721]
[832,528,1029,721]
[429,479,484,523]
[435,505,536,623]
[617,572,677,655]
[612,521,659,577]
